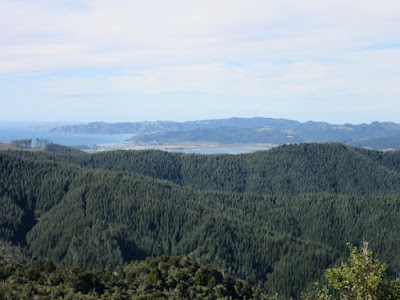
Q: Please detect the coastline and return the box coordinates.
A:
[82,142,276,154]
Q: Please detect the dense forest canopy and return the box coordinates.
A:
[1,143,400,298]
[0,256,274,299]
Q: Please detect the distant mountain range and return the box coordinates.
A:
[49,117,400,149]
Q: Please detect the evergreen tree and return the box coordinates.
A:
[302,242,400,300]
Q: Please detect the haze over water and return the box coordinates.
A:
[0,124,132,147]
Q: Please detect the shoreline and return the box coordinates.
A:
[82,142,276,153]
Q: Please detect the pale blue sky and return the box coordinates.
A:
[1,0,400,123]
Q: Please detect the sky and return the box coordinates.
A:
[1,0,400,124]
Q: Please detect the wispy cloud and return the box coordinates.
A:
[1,0,400,122]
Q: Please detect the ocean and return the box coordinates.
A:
[0,123,132,147]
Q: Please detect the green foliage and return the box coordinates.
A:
[0,256,273,299]
[301,283,333,300]
[302,242,400,300]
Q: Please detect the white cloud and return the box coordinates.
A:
[1,0,400,122]
[1,0,400,73]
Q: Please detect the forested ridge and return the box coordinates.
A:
[10,143,400,195]
[1,143,400,298]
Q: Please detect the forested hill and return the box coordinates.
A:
[10,143,400,196]
[1,144,400,298]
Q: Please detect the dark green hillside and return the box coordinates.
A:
[0,240,31,265]
[45,143,84,154]
[1,144,400,298]
[22,143,400,196]
[0,152,75,243]
[351,146,400,172]
[0,151,337,297]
